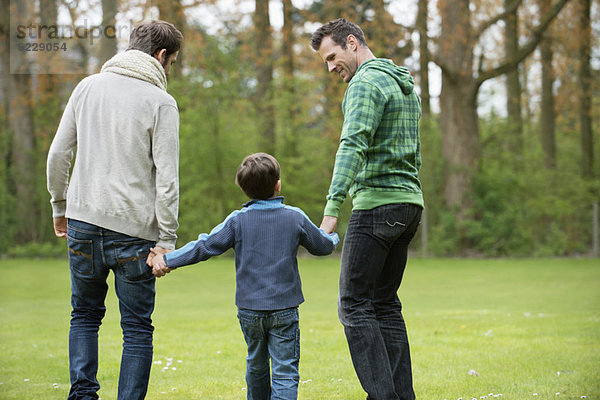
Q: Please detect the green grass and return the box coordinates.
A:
[0,257,598,399]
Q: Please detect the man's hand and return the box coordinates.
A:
[146,246,171,267]
[320,215,338,234]
[151,253,172,277]
[53,217,68,239]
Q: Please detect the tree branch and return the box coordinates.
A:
[182,0,212,10]
[429,51,454,79]
[397,22,440,48]
[475,0,570,86]
[473,0,523,40]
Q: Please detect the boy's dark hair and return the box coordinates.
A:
[310,18,367,51]
[236,153,280,200]
[127,20,184,58]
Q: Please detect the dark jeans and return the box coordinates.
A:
[338,204,422,400]
[67,219,156,400]
[237,307,300,400]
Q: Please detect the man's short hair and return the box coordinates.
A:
[236,153,280,200]
[127,20,183,58]
[310,18,367,51]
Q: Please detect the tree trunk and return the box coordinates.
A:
[4,0,37,242]
[578,0,593,179]
[281,0,297,157]
[38,0,58,73]
[311,0,347,146]
[438,0,479,215]
[440,78,480,213]
[100,0,118,66]
[521,55,534,126]
[539,0,556,170]
[0,0,12,250]
[38,0,60,241]
[158,1,185,76]
[504,0,523,152]
[282,0,294,87]
[209,98,226,217]
[417,0,431,116]
[65,3,90,74]
[254,0,275,154]
[370,0,388,58]
[39,0,58,28]
[434,0,568,218]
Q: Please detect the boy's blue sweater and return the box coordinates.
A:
[164,197,339,310]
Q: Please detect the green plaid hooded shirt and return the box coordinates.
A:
[324,58,424,218]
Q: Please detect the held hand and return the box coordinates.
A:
[53,217,68,239]
[151,253,172,278]
[320,215,338,234]
[146,246,171,267]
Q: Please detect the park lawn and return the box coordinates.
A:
[0,257,598,400]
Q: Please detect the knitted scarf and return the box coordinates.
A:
[101,49,167,91]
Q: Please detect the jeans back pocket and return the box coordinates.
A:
[373,205,410,242]
[114,240,153,281]
[68,236,94,276]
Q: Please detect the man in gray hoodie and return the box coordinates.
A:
[47,20,183,400]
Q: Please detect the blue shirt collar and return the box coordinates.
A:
[243,196,285,209]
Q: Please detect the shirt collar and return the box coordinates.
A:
[243,196,285,209]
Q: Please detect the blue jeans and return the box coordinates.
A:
[237,307,300,400]
[339,204,422,400]
[67,219,156,400]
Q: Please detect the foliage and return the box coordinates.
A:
[0,1,598,258]
[1,257,598,399]
[416,112,600,257]
[168,31,258,243]
[0,109,16,254]
[6,241,65,258]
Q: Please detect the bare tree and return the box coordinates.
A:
[158,0,185,76]
[254,0,275,154]
[504,0,523,153]
[433,0,569,217]
[539,0,557,170]
[578,0,593,179]
[37,0,61,241]
[281,0,297,157]
[0,0,12,246]
[2,0,37,242]
[417,0,431,116]
[100,0,118,65]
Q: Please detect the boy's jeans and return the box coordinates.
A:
[338,204,422,400]
[237,307,300,400]
[67,219,156,400]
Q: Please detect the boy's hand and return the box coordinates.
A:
[151,253,172,277]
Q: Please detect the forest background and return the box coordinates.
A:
[1,0,599,258]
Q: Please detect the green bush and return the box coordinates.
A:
[7,241,66,258]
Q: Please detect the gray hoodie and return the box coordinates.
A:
[47,69,180,249]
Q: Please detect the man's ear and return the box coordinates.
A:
[346,34,358,51]
[153,48,167,64]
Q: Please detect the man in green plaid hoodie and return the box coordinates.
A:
[311,18,424,400]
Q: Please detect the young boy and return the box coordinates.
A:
[150,152,339,399]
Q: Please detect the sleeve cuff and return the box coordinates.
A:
[163,253,177,269]
[51,201,66,218]
[324,199,342,218]
[156,240,176,250]
[330,232,340,247]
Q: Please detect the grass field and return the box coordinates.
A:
[0,256,598,400]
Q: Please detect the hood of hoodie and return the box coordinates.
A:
[354,58,414,95]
